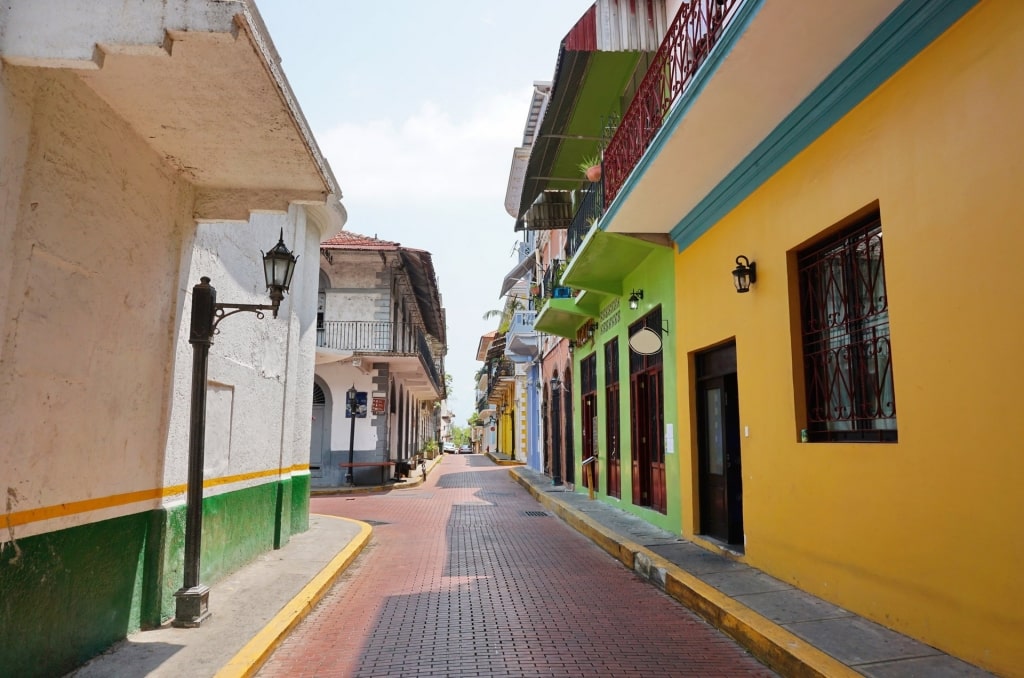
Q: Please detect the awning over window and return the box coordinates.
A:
[499,256,535,298]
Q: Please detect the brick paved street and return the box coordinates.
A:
[259,455,776,677]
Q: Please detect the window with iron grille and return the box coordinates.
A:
[798,212,897,442]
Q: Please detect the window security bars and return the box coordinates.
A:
[798,215,897,442]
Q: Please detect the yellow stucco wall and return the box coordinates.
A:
[673,2,1023,673]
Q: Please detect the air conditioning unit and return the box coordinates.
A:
[552,286,572,299]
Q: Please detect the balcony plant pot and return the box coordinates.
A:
[579,153,602,183]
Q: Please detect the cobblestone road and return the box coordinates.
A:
[259,454,776,677]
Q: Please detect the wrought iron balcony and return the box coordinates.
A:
[538,258,570,300]
[603,0,740,203]
[317,320,418,353]
[485,358,515,400]
[566,180,604,260]
[317,320,443,394]
[416,328,444,394]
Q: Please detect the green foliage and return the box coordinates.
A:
[578,153,601,175]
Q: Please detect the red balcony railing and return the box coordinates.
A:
[603,0,740,204]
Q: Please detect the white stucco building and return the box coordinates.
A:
[313,231,447,488]
[0,2,344,674]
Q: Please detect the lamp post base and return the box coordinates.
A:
[172,585,212,627]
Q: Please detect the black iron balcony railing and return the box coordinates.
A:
[566,179,604,260]
[317,320,419,353]
[485,359,515,399]
[604,0,740,203]
[416,328,443,394]
[540,258,568,299]
[317,320,443,394]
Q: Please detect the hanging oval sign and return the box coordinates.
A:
[628,327,663,355]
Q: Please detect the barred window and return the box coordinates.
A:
[798,213,897,442]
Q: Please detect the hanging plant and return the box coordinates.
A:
[578,153,602,183]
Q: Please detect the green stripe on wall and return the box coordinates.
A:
[291,473,310,535]
[0,476,308,677]
[0,512,150,677]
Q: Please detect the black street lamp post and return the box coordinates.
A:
[172,230,298,628]
[345,385,357,486]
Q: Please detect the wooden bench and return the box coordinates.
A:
[338,460,409,484]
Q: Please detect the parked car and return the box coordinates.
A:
[459,444,471,454]
[443,442,456,453]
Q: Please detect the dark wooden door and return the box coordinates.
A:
[606,385,621,498]
[581,393,598,489]
[647,371,666,513]
[550,383,562,485]
[563,380,575,485]
[630,369,665,512]
[696,344,744,544]
[630,375,648,506]
[604,338,621,498]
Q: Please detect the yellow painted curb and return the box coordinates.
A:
[485,451,525,466]
[214,515,372,678]
[507,469,858,678]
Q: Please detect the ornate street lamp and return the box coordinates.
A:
[173,230,298,628]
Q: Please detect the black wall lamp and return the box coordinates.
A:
[628,288,644,310]
[732,255,757,293]
[173,230,298,628]
[550,375,562,392]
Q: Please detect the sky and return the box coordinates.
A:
[255,0,595,423]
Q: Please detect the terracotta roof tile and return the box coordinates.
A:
[321,231,400,250]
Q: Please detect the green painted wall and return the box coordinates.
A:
[0,513,151,677]
[0,476,308,677]
[571,246,680,534]
[290,473,310,535]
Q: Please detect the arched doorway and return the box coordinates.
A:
[310,379,332,479]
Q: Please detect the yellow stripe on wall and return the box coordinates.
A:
[1,464,310,529]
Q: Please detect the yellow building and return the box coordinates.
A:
[596,0,1022,673]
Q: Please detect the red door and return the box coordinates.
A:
[629,309,665,513]
[605,338,621,498]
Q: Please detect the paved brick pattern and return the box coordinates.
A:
[260,455,776,677]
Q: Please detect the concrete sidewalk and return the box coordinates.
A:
[508,464,994,678]
[68,455,446,678]
[68,514,369,678]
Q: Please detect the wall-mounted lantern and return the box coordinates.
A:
[628,288,644,310]
[732,255,757,293]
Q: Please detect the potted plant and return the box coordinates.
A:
[578,153,602,183]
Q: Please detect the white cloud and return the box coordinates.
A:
[319,88,531,207]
